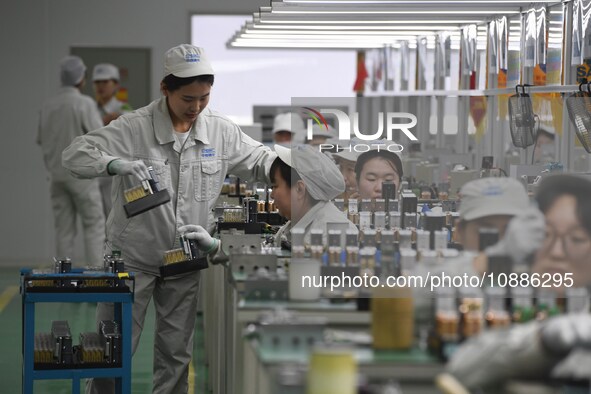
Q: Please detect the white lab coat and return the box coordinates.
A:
[37,87,105,265]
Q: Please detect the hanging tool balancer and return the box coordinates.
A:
[123,166,171,218]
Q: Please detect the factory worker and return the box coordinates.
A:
[37,55,105,266]
[445,313,591,392]
[354,144,403,200]
[92,63,132,126]
[92,63,133,219]
[305,123,337,147]
[531,174,591,289]
[272,112,304,145]
[533,125,556,164]
[63,44,276,394]
[444,175,591,391]
[455,177,531,252]
[271,144,358,246]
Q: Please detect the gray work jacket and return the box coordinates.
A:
[63,97,276,275]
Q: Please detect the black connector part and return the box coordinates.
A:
[159,257,209,278]
[124,189,171,218]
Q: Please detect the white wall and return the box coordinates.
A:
[0,0,265,264]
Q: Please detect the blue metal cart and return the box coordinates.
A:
[20,269,134,394]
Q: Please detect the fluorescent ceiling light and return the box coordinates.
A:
[251,22,463,30]
[244,27,439,35]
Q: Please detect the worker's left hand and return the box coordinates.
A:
[178,225,219,254]
[485,205,546,264]
[541,313,591,355]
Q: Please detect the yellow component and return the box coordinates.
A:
[124,185,149,203]
[117,273,129,279]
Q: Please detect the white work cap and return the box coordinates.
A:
[274,144,345,201]
[60,55,86,87]
[164,44,214,78]
[93,63,120,82]
[459,177,529,221]
[272,113,304,134]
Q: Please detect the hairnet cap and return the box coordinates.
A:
[164,44,214,78]
[92,63,120,82]
[272,113,304,134]
[459,177,529,221]
[60,56,86,87]
[274,144,345,201]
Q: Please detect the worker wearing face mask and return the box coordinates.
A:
[37,55,105,267]
[63,44,276,394]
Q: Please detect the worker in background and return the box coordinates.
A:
[63,44,276,394]
[92,63,133,219]
[37,55,105,266]
[272,112,304,146]
[354,145,403,200]
[454,177,531,252]
[533,125,556,164]
[305,123,337,148]
[332,149,360,200]
[530,174,591,289]
[92,63,133,125]
[446,174,591,391]
[271,144,358,246]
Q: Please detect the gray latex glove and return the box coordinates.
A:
[108,159,150,181]
[541,313,591,355]
[178,225,219,255]
[485,205,546,264]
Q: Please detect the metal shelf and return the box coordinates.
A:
[20,269,135,394]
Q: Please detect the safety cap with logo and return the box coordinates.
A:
[164,44,214,78]
[60,55,86,87]
[92,63,120,82]
[459,177,529,221]
[274,144,345,201]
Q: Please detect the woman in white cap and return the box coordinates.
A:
[271,144,358,246]
[63,44,276,394]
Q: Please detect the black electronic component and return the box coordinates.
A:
[160,236,209,278]
[400,191,418,228]
[481,156,494,170]
[123,167,170,218]
[51,321,73,364]
[478,228,500,252]
[382,181,397,213]
[99,320,121,364]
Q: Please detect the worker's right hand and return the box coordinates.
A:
[108,159,150,181]
[178,225,219,255]
[485,205,546,265]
